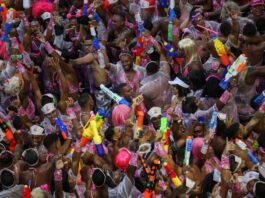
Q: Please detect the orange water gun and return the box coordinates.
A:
[134,111,144,139]
[213,37,229,67]
[163,161,182,188]
[0,119,16,152]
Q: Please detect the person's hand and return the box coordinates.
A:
[49,57,60,70]
[36,32,46,43]
[132,94,144,107]
[223,138,235,155]
[55,159,64,170]
[228,76,238,91]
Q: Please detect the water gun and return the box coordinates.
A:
[167,0,175,42]
[134,12,145,65]
[235,138,259,166]
[134,111,144,139]
[184,136,193,166]
[135,12,144,35]
[1,8,16,42]
[0,119,16,152]
[80,112,104,148]
[159,116,170,152]
[163,161,182,188]
[219,54,247,90]
[22,185,30,198]
[0,3,8,23]
[83,0,88,16]
[213,36,229,67]
[55,118,69,140]
[209,111,218,133]
[90,120,105,157]
[140,156,160,198]
[100,84,130,106]
[254,90,265,107]
[159,0,168,8]
[163,42,178,58]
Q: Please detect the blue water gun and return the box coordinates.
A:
[163,42,178,58]
[93,37,100,51]
[184,136,193,166]
[159,0,168,8]
[209,111,218,133]
[254,90,265,107]
[55,118,69,140]
[83,0,88,16]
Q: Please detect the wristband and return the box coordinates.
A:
[219,90,231,104]
[54,169,63,181]
[44,42,54,55]
[221,155,230,169]
[66,108,77,119]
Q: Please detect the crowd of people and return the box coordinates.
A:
[0,0,265,197]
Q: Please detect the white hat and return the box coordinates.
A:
[41,103,56,115]
[140,0,156,9]
[108,0,118,4]
[147,107,161,120]
[242,171,259,184]
[258,163,265,179]
[30,125,45,136]
[41,12,51,21]
[168,77,189,88]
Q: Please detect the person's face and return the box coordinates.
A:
[120,55,133,71]
[30,135,44,148]
[46,110,58,123]
[251,5,264,17]
[121,85,134,101]
[194,15,205,27]
[31,21,40,34]
[69,19,77,29]
[113,127,122,141]
[193,124,205,138]
[151,115,162,130]
[83,40,94,53]
[112,15,123,30]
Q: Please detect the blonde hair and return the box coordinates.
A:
[221,1,241,21]
[178,38,199,65]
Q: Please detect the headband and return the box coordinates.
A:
[191,12,202,22]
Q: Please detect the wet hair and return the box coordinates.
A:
[256,18,265,34]
[216,118,227,136]
[148,50,160,62]
[92,169,106,187]
[0,170,14,188]
[146,61,159,75]
[188,70,206,91]
[43,134,59,150]
[257,133,265,148]
[222,122,240,140]
[201,172,217,197]
[143,20,153,31]
[202,77,224,98]
[256,182,265,198]
[12,116,23,130]
[220,21,232,37]
[0,151,14,168]
[114,83,127,95]
[41,95,54,106]
[77,92,93,108]
[229,155,240,172]
[243,22,257,37]
[105,126,115,142]
[23,149,39,166]
[182,97,198,114]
